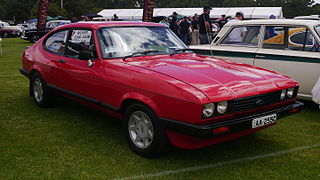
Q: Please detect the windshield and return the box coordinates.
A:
[98,26,187,59]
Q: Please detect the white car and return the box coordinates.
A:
[190,19,320,100]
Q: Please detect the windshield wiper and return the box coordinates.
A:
[123,50,165,60]
[170,48,193,56]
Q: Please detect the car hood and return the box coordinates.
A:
[125,54,297,102]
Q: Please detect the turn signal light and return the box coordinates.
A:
[289,108,299,114]
[212,126,230,135]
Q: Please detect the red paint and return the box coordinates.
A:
[21,22,300,149]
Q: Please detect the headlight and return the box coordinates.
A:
[287,88,294,98]
[203,103,214,118]
[217,101,228,114]
[280,89,286,100]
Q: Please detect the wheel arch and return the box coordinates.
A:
[120,93,160,117]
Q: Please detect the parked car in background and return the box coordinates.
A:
[16,23,30,30]
[20,22,303,157]
[190,19,320,101]
[0,21,22,37]
[21,20,71,43]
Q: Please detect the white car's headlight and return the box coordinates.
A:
[280,89,286,100]
[203,103,214,118]
[287,88,294,98]
[217,101,228,114]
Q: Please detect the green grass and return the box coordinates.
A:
[0,38,320,180]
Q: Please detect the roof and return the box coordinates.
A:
[55,21,165,30]
[224,19,320,27]
[98,7,283,19]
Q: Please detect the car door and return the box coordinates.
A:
[54,28,106,102]
[255,25,320,99]
[42,29,69,86]
[210,25,262,65]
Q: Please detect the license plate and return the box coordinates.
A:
[252,114,277,128]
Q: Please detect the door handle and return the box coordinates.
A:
[58,60,66,63]
[255,55,266,59]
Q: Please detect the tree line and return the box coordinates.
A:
[0,0,320,22]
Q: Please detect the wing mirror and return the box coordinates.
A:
[79,50,94,67]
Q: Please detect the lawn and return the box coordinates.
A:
[0,38,319,180]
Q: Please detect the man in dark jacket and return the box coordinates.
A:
[198,6,212,44]
[179,16,190,45]
[169,12,179,36]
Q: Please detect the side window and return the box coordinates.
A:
[44,30,68,54]
[263,26,320,52]
[288,28,319,52]
[263,26,285,49]
[66,29,97,59]
[221,26,260,46]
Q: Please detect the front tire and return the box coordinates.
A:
[30,72,56,107]
[124,103,169,158]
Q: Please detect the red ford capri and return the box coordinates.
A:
[20,22,303,158]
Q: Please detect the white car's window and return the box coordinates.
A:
[263,26,319,52]
[263,26,285,49]
[66,29,97,59]
[220,26,260,46]
[316,25,320,36]
[44,30,68,54]
[98,26,187,59]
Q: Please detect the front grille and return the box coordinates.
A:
[229,91,282,114]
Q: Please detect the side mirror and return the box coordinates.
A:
[79,50,92,61]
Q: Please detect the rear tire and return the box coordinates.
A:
[124,103,169,158]
[30,72,56,107]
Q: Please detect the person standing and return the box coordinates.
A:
[169,12,179,36]
[217,14,227,30]
[198,6,213,44]
[226,12,247,42]
[191,14,199,45]
[179,16,190,45]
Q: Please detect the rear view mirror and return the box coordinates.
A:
[79,50,92,60]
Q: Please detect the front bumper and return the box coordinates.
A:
[160,101,303,139]
[20,68,30,79]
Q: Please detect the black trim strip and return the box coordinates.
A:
[159,101,304,139]
[19,68,30,79]
[47,83,119,112]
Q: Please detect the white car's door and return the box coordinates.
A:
[254,25,320,99]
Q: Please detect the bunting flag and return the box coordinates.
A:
[37,0,50,31]
[142,0,155,22]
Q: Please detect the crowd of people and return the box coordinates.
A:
[168,6,245,45]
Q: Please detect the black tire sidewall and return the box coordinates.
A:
[30,72,55,107]
[124,103,169,158]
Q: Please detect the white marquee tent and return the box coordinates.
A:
[98,7,283,20]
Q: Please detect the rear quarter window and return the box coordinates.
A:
[44,30,68,54]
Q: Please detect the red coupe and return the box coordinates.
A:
[20,22,303,158]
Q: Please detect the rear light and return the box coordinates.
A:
[212,126,230,135]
